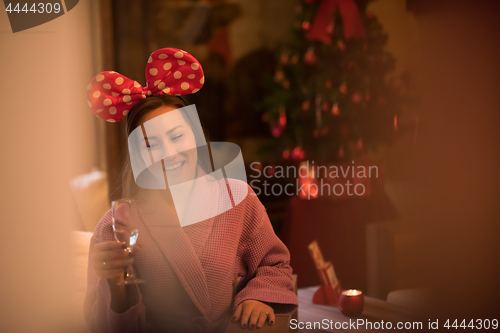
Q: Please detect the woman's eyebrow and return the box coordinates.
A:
[166,125,182,135]
[142,126,184,141]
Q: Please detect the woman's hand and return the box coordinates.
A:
[91,241,141,284]
[91,241,142,313]
[232,300,275,329]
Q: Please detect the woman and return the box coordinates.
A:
[84,48,298,332]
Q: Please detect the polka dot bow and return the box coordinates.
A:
[86,48,205,123]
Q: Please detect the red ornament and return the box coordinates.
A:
[280,55,289,65]
[302,101,310,111]
[304,48,317,65]
[283,149,290,159]
[331,103,340,116]
[300,148,306,159]
[291,147,305,160]
[321,102,329,111]
[279,110,287,126]
[271,125,282,137]
[271,108,287,137]
[302,21,310,30]
[339,83,347,94]
[325,80,332,88]
[351,92,362,104]
[338,146,344,158]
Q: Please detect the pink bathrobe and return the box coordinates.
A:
[84,173,298,333]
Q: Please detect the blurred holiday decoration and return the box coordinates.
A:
[308,240,342,306]
[178,2,240,48]
[306,0,366,43]
[178,1,241,66]
[259,0,416,163]
[298,161,318,199]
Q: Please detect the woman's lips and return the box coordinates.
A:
[163,160,185,173]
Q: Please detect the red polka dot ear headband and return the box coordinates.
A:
[86,48,205,123]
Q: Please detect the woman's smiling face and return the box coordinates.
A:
[137,105,198,187]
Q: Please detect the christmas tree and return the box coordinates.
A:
[259,0,414,163]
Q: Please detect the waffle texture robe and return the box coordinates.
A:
[84,175,298,333]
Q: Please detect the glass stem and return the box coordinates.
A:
[126,251,135,280]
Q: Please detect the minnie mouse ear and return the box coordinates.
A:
[145,48,205,97]
[87,71,146,122]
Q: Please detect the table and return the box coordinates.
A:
[297,286,423,332]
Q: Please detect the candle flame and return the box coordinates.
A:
[342,289,362,296]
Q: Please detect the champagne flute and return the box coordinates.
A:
[111,198,145,285]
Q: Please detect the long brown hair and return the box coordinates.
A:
[120,95,210,200]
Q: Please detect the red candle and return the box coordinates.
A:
[339,289,364,317]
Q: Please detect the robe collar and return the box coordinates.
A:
[136,165,225,317]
